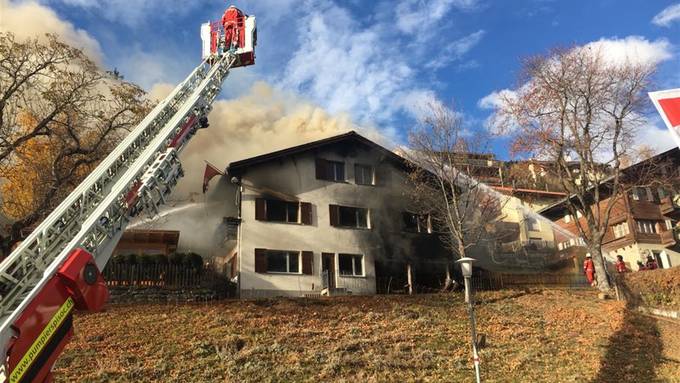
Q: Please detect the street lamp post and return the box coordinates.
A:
[456,257,481,383]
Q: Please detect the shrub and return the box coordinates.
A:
[185,252,203,269]
[138,254,156,265]
[123,253,138,265]
[152,253,169,264]
[111,254,127,264]
[168,252,184,265]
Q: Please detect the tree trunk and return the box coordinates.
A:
[441,261,454,292]
[591,246,612,291]
[406,263,413,295]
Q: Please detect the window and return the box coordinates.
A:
[328,161,345,181]
[636,220,657,234]
[525,216,540,232]
[338,254,363,276]
[612,222,629,239]
[402,212,431,233]
[267,199,298,223]
[315,158,345,182]
[265,250,300,273]
[355,164,374,185]
[330,205,369,228]
[646,188,655,202]
[630,188,640,201]
[255,199,312,224]
[658,187,667,200]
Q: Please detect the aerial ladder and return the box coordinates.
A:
[0,6,255,382]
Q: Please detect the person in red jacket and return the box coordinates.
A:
[615,255,628,274]
[583,254,596,286]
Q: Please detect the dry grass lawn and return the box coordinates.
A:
[54,289,680,382]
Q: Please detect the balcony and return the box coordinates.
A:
[660,196,675,215]
[635,231,676,247]
[497,239,555,254]
[660,230,676,247]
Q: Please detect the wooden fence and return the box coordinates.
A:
[103,263,228,289]
[471,272,589,290]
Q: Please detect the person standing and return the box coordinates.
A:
[615,255,628,274]
[645,255,658,270]
[583,254,596,286]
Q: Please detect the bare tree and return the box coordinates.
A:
[492,46,659,290]
[0,32,151,251]
[407,102,505,289]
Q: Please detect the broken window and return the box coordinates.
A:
[329,205,370,228]
[402,212,431,233]
[255,199,312,224]
[338,253,363,276]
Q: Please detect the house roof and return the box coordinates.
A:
[226,131,409,175]
[537,147,680,218]
[492,186,567,198]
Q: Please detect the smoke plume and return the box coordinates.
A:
[172,81,384,199]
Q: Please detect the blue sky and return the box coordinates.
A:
[4,0,680,158]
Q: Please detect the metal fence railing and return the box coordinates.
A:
[470,272,589,291]
[103,263,228,289]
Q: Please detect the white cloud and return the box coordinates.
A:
[280,3,417,125]
[477,89,517,110]
[397,89,438,119]
[582,36,673,67]
[636,117,677,154]
[278,0,484,129]
[426,29,485,70]
[0,0,102,61]
[652,3,680,27]
[43,0,200,27]
[396,0,480,34]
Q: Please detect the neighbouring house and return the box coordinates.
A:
[539,147,680,271]
[225,131,450,298]
[483,188,566,271]
[114,229,180,256]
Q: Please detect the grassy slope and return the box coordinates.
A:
[619,267,680,311]
[54,290,680,382]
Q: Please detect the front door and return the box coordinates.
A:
[321,253,335,290]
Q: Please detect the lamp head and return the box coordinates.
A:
[455,257,476,278]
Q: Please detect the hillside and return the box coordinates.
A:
[54,290,680,382]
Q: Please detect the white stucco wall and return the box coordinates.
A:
[605,243,680,271]
[236,144,425,298]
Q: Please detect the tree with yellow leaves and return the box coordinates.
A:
[0,32,151,252]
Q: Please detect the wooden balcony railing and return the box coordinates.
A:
[660,196,675,214]
[660,230,676,246]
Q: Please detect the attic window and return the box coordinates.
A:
[316,158,345,182]
[355,164,374,185]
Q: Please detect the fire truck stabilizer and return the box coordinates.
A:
[0,6,255,382]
